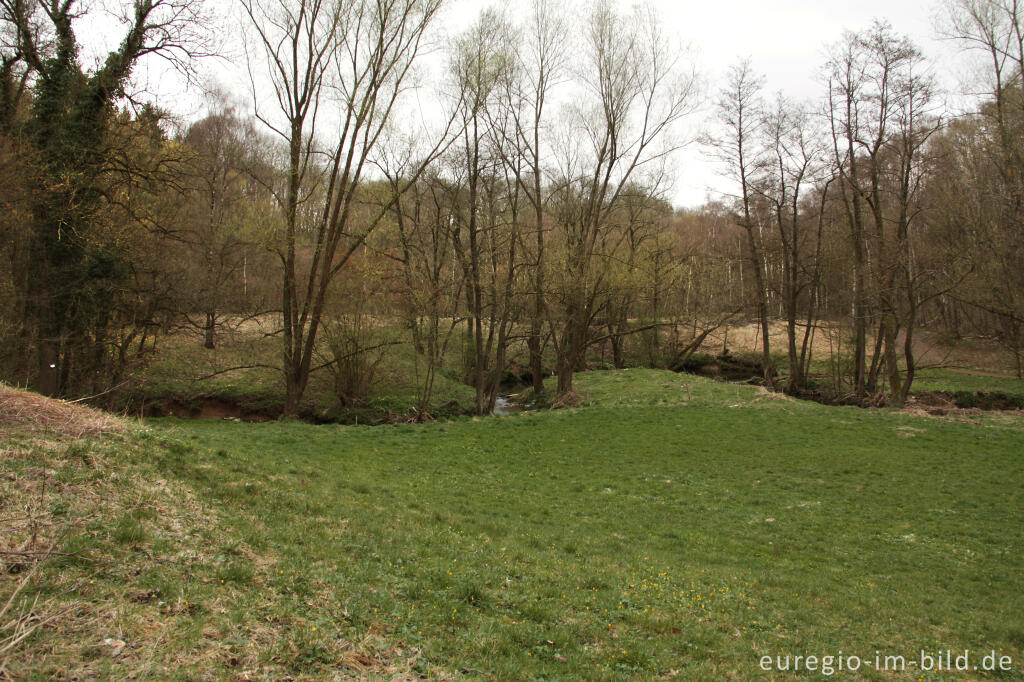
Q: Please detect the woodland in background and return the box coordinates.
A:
[1,0,1023,418]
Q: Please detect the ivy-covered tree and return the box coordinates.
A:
[1,0,209,395]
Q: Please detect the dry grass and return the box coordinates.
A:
[687,320,816,357]
[0,428,228,677]
[749,386,795,403]
[550,389,586,409]
[705,320,1018,375]
[0,382,124,439]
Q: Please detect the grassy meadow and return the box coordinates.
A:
[5,370,1021,679]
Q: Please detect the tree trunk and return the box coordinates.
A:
[204,312,216,349]
[528,328,544,393]
[529,204,545,394]
[611,333,624,370]
[866,322,885,395]
[883,314,902,406]
[786,315,802,393]
[556,353,573,395]
[899,309,917,405]
[284,366,307,418]
[746,227,774,388]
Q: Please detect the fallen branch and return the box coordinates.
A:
[192,364,280,382]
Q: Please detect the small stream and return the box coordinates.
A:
[492,395,523,416]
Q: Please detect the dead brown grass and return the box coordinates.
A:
[705,321,1018,375]
[750,386,795,404]
[0,383,124,439]
[696,320,839,360]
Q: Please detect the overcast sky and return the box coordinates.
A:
[119,0,964,209]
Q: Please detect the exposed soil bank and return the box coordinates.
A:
[131,374,1024,426]
[134,395,470,425]
[673,350,774,384]
[143,397,281,423]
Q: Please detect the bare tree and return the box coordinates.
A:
[548,0,699,397]
[175,101,266,349]
[938,0,1024,376]
[824,22,943,403]
[707,58,775,386]
[242,0,455,415]
[496,0,569,394]
[444,7,519,416]
[386,170,464,420]
[0,16,30,132]
[825,31,873,397]
[585,188,674,369]
[758,94,829,393]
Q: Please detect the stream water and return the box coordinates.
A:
[492,395,522,416]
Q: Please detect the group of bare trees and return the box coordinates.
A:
[823,21,944,403]
[370,0,700,414]
[930,0,1024,378]
[0,0,702,415]
[2,0,1023,415]
[703,1,1024,402]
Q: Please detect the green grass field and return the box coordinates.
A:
[4,370,1023,679]
[153,371,1023,679]
[911,368,1024,396]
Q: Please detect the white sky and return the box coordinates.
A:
[108,0,965,209]
[650,0,960,206]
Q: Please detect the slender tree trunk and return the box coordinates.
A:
[529,166,546,394]
[883,312,902,405]
[611,327,625,369]
[281,119,302,417]
[866,321,885,395]
[899,306,917,405]
[204,312,216,349]
[745,227,773,387]
[851,219,868,396]
[786,305,801,392]
[783,230,802,393]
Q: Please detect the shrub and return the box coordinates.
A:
[952,390,980,408]
[681,352,715,372]
[323,316,388,409]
